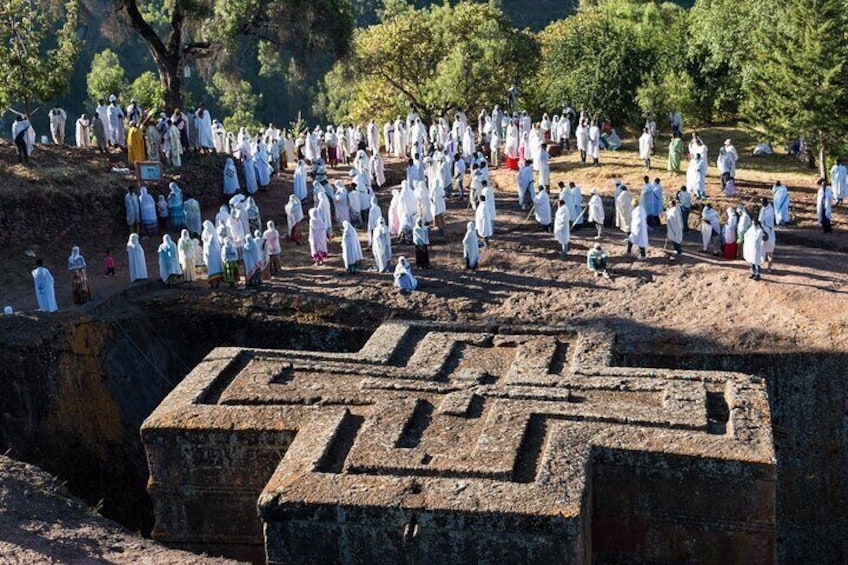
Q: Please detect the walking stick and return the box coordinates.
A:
[571,206,588,229]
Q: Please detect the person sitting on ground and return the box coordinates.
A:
[587,243,611,279]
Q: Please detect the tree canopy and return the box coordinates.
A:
[320,1,538,124]
[743,0,848,176]
[0,0,81,114]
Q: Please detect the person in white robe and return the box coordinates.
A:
[166,119,181,166]
[743,220,767,280]
[587,121,600,166]
[333,180,351,229]
[386,189,402,238]
[202,221,223,287]
[415,181,434,225]
[758,199,776,268]
[816,179,834,234]
[341,220,364,273]
[554,199,571,256]
[476,194,494,242]
[575,119,588,163]
[430,172,447,232]
[212,120,226,153]
[75,115,92,147]
[48,105,67,145]
[537,146,551,188]
[665,201,684,259]
[293,160,308,201]
[107,96,126,147]
[284,194,305,244]
[126,233,148,282]
[226,207,246,252]
[95,99,110,143]
[177,230,197,282]
[638,127,653,169]
[686,154,706,199]
[316,189,333,239]
[195,105,215,152]
[700,204,721,254]
[223,158,240,195]
[242,235,262,287]
[372,218,392,272]
[689,134,708,164]
[157,235,182,284]
[736,205,751,258]
[366,196,382,246]
[588,189,605,238]
[463,221,479,271]
[371,151,386,187]
[32,259,58,312]
[517,160,535,209]
[570,183,584,227]
[534,186,552,232]
[242,154,258,194]
[627,203,649,259]
[263,221,282,276]
[393,256,417,292]
[830,159,847,205]
[772,181,790,225]
[184,195,202,237]
[254,141,271,188]
[308,208,328,264]
[615,186,633,233]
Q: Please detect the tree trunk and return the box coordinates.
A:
[158,57,184,111]
[819,132,827,182]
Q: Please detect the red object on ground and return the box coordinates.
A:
[506,156,519,171]
[723,242,738,259]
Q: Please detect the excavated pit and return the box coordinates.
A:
[0,295,374,537]
[0,298,845,563]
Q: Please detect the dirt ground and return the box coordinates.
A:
[1,126,846,355]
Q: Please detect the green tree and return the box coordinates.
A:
[116,0,353,111]
[87,49,128,104]
[320,1,538,124]
[534,10,650,126]
[744,0,848,178]
[0,0,82,114]
[127,71,164,110]
[687,0,769,122]
[208,71,262,131]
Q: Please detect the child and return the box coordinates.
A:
[104,250,116,278]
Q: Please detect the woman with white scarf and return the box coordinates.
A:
[242,235,262,287]
[126,233,148,282]
[202,221,223,288]
[67,246,91,304]
[223,158,239,195]
[371,218,392,273]
[462,221,479,271]
[415,180,434,225]
[367,196,383,246]
[178,230,197,282]
[157,235,182,285]
[308,208,328,265]
[285,194,305,244]
[293,160,308,201]
[263,221,282,276]
[341,220,364,274]
[554,199,571,256]
[393,256,417,292]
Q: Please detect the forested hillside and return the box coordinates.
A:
[43,0,692,133]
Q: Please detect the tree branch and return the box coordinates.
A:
[120,0,168,63]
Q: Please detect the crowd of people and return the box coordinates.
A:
[9,103,844,314]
